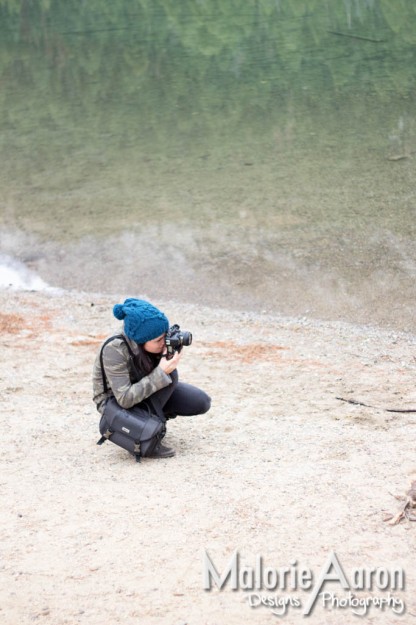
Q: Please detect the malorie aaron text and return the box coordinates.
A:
[202,550,405,616]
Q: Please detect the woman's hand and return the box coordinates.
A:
[159,350,182,374]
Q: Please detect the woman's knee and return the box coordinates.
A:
[199,391,211,414]
[164,383,211,416]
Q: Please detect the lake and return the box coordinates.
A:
[1,0,415,331]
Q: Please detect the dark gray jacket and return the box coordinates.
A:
[92,334,172,414]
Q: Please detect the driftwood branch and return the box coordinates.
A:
[336,397,416,413]
[384,482,416,525]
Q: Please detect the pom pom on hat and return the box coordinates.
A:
[113,304,126,320]
[112,298,169,344]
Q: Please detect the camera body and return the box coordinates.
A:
[165,324,192,360]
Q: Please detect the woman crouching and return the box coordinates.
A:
[92,298,211,460]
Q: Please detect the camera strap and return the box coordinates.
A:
[99,334,129,394]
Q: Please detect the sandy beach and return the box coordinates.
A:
[1,287,415,625]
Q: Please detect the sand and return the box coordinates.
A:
[1,288,415,625]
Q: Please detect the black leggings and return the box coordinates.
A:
[148,370,211,418]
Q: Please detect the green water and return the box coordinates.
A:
[1,0,415,330]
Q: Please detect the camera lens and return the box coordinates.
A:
[182,331,192,346]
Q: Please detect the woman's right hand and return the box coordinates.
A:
[159,350,182,374]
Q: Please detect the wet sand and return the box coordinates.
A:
[1,288,415,625]
[1,221,415,335]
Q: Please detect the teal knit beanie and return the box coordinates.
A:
[113,298,169,344]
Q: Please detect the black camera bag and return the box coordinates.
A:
[97,397,164,460]
[96,335,165,462]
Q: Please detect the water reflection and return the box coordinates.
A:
[0,1,415,330]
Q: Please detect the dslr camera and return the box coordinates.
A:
[165,324,192,360]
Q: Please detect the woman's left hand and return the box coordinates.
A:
[159,350,182,374]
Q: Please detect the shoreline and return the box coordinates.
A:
[1,226,415,334]
[2,273,415,340]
